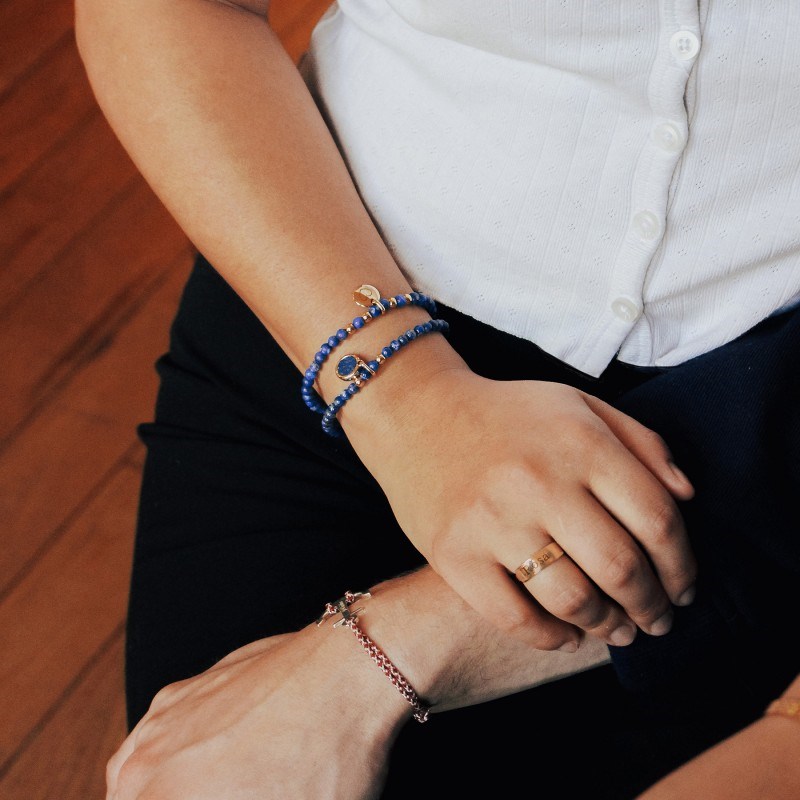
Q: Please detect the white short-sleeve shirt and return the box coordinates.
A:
[305,0,800,377]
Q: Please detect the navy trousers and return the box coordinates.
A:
[127,253,799,799]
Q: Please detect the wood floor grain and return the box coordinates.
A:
[0,2,332,796]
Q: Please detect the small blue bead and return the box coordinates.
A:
[367,360,380,372]
[369,307,380,317]
[332,397,344,409]
[410,292,419,302]
[406,329,416,339]
[357,367,370,380]
[314,352,325,364]
[303,370,315,381]
[327,336,338,348]
[346,384,359,395]
[398,335,408,346]
[391,340,401,351]
[320,343,332,356]
[337,329,348,340]
[395,294,407,306]
[414,324,425,335]
[353,317,365,329]
[380,298,391,308]
[381,347,393,358]
[423,321,433,333]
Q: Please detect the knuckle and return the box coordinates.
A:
[643,427,669,456]
[116,754,147,794]
[646,501,680,546]
[602,547,645,590]
[149,683,176,709]
[548,581,599,622]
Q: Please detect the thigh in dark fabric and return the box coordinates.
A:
[125,255,426,727]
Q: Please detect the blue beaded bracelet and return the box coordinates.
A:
[321,318,450,437]
[301,284,438,415]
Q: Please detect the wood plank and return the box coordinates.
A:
[0,177,190,443]
[0,460,143,765]
[0,1,75,97]
[0,108,140,308]
[0,34,95,193]
[0,253,192,592]
[0,632,126,800]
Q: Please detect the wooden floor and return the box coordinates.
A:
[0,2,330,797]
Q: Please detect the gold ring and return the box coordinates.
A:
[515,543,565,583]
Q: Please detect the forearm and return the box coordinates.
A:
[636,672,800,800]
[75,0,466,407]
[322,565,610,717]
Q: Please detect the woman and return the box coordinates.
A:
[75,1,800,797]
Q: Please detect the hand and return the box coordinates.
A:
[105,628,406,800]
[351,368,697,651]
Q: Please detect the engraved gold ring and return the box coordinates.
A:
[515,543,565,583]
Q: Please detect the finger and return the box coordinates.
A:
[584,434,698,607]
[582,393,695,500]
[511,543,639,647]
[438,559,583,651]
[548,488,676,635]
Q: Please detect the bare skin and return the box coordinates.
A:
[75,0,696,652]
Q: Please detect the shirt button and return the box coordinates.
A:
[632,210,662,241]
[611,297,641,323]
[669,30,700,61]
[653,122,685,153]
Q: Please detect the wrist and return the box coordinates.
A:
[318,310,471,440]
[305,591,426,735]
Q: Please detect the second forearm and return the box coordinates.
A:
[350,566,610,715]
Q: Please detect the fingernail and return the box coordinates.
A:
[668,461,692,487]
[608,625,637,647]
[676,586,696,607]
[558,640,579,653]
[649,610,674,636]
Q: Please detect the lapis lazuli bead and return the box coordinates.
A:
[414,324,425,335]
[304,369,316,381]
[380,298,391,308]
[337,328,348,340]
[314,352,325,364]
[333,396,344,409]
[367,360,380,372]
[395,295,407,306]
[406,329,416,339]
[336,355,358,377]
[398,335,408,346]
[327,336,338,348]
[423,322,432,332]
[369,307,380,317]
[320,343,332,356]
[353,317,365,329]
[381,346,393,358]
[391,340,401,351]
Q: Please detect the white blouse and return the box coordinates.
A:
[304,0,800,377]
